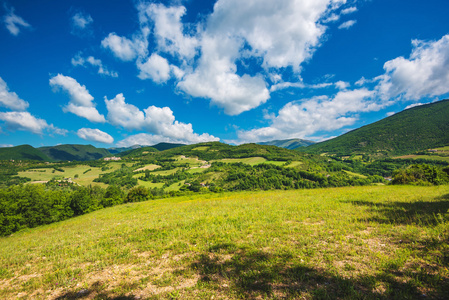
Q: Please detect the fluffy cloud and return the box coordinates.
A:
[137,53,171,82]
[0,111,65,135]
[3,7,31,36]
[249,33,449,143]
[117,132,218,147]
[105,93,219,144]
[72,53,118,77]
[376,35,449,101]
[177,34,270,115]
[0,77,29,111]
[101,33,138,61]
[104,0,349,115]
[101,29,149,61]
[105,93,145,129]
[139,3,198,60]
[206,0,333,70]
[177,0,346,115]
[49,74,106,122]
[338,20,357,30]
[237,88,377,143]
[77,128,114,144]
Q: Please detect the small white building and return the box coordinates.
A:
[104,156,121,161]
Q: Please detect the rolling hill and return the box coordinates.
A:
[304,99,449,156]
[0,144,51,161]
[39,144,111,161]
[258,138,315,149]
[151,142,185,151]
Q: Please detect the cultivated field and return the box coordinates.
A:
[1,185,448,299]
[18,162,131,187]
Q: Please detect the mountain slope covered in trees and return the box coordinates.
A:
[258,138,315,149]
[304,99,449,156]
[0,145,51,161]
[39,144,111,161]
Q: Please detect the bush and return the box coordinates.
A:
[126,186,150,203]
[392,164,449,185]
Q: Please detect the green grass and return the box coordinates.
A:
[150,168,182,176]
[1,185,448,299]
[395,154,449,162]
[191,147,210,151]
[18,162,126,187]
[186,168,208,174]
[213,157,291,167]
[137,180,165,189]
[343,170,368,178]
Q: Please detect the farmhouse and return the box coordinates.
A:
[104,156,121,161]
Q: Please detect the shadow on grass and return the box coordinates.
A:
[54,281,138,300]
[345,195,449,226]
[191,243,443,299]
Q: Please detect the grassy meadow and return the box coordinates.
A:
[18,162,131,187]
[1,185,448,299]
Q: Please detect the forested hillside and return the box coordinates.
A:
[258,138,315,149]
[0,145,51,161]
[39,144,111,161]
[304,99,449,156]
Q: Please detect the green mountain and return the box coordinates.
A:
[117,146,159,158]
[304,99,449,156]
[39,144,111,161]
[0,145,51,161]
[151,142,185,151]
[108,145,144,154]
[258,138,315,149]
[121,141,306,162]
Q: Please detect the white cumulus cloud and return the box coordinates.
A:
[105,93,219,144]
[237,88,377,143]
[101,29,149,62]
[3,7,31,36]
[49,74,106,123]
[105,93,145,130]
[0,111,65,135]
[177,0,343,115]
[0,77,29,111]
[376,35,449,101]
[77,128,114,144]
[103,0,350,116]
[139,3,198,60]
[137,53,171,83]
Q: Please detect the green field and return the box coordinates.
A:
[191,146,210,151]
[343,170,368,178]
[137,179,165,189]
[214,157,288,166]
[18,162,130,187]
[396,154,449,163]
[1,185,448,299]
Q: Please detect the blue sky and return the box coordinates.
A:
[1,0,449,148]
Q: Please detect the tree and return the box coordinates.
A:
[102,185,124,207]
[126,186,149,203]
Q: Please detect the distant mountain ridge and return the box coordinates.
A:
[0,145,52,161]
[258,138,315,149]
[304,99,449,156]
[39,144,111,161]
[0,142,187,162]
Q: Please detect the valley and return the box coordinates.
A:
[0,100,449,299]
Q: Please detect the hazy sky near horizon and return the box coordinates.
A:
[1,0,449,148]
